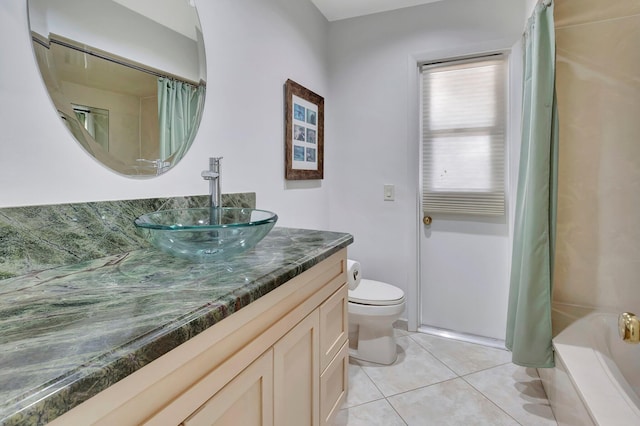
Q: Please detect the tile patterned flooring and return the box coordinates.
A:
[334,327,557,426]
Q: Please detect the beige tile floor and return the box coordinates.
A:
[334,327,557,426]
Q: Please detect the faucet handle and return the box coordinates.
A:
[201,170,218,179]
[619,312,640,344]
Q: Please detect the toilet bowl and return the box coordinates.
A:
[348,278,405,365]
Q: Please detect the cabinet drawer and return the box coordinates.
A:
[320,340,348,426]
[319,284,348,372]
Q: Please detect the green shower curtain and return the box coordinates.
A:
[506,0,558,368]
[158,77,204,162]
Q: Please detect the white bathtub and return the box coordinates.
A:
[539,307,640,425]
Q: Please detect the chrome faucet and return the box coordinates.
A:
[136,158,171,175]
[201,157,223,209]
[202,157,223,225]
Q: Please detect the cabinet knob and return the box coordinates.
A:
[423,216,432,225]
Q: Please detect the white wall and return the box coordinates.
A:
[29,0,201,83]
[0,0,330,230]
[326,0,525,334]
[525,0,539,21]
[1,0,532,336]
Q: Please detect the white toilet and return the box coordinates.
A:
[347,261,405,365]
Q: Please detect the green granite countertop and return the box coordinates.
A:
[0,227,353,425]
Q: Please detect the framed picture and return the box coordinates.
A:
[285,79,324,180]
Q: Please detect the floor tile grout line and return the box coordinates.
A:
[342,327,555,424]
[457,360,513,378]
[351,338,466,417]
[340,372,537,426]
[338,396,409,425]
[382,377,465,426]
[460,365,559,425]
[380,376,462,400]
[404,333,462,378]
[460,374,526,426]
[356,333,460,382]
[350,361,390,400]
[384,396,409,426]
[378,375,527,426]
[340,395,387,411]
[406,333,514,379]
[351,339,469,395]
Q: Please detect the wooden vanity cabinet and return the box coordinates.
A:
[182,349,274,426]
[318,281,349,424]
[49,249,349,426]
[273,310,320,426]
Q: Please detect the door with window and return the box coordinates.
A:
[418,55,511,342]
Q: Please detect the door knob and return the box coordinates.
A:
[423,216,432,225]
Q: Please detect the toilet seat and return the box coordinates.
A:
[348,279,405,306]
[348,299,405,317]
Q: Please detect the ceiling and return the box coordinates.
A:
[311,0,446,21]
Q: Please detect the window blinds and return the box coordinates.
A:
[421,55,506,216]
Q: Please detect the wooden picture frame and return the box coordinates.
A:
[284,79,324,180]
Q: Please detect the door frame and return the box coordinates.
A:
[406,40,521,335]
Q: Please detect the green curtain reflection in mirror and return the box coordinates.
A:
[157,77,205,163]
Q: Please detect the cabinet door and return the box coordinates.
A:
[320,341,348,426]
[319,285,348,372]
[182,350,274,426]
[273,311,320,426]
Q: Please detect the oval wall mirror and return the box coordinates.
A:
[27,0,206,177]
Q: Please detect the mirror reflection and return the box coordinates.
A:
[73,104,109,150]
[28,0,206,177]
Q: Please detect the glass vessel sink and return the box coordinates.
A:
[134,208,278,262]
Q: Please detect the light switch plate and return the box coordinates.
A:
[384,184,395,201]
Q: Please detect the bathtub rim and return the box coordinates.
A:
[552,310,640,425]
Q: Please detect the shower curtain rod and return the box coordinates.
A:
[32,32,204,87]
